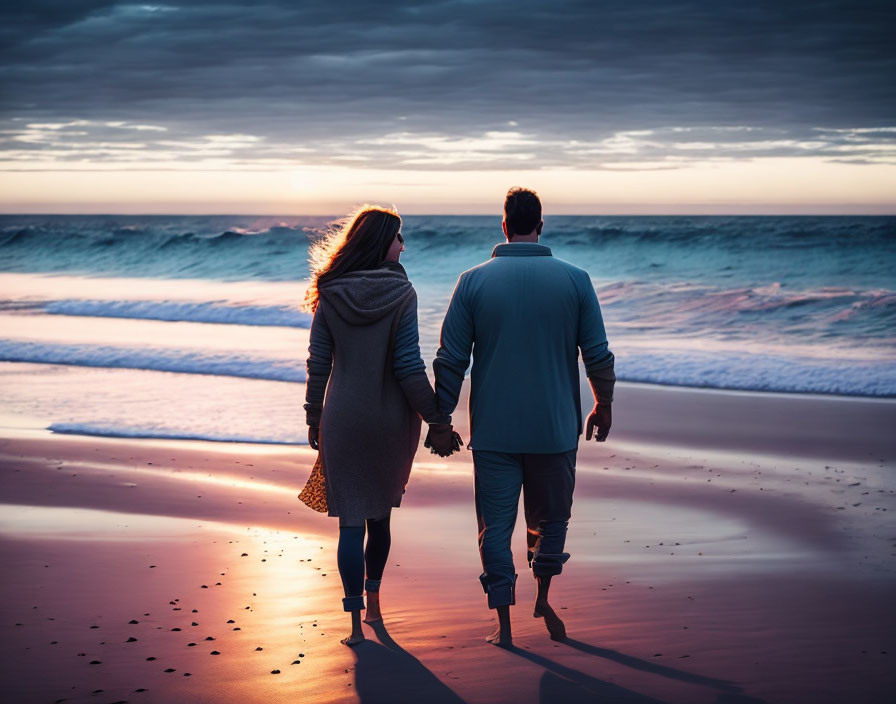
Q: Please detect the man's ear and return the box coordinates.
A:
[536,220,543,236]
[502,220,509,240]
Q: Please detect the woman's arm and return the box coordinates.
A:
[393,294,449,425]
[304,307,333,430]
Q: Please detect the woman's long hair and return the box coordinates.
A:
[302,204,401,312]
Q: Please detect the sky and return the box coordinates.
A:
[1,0,894,214]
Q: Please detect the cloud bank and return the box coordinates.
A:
[1,1,894,172]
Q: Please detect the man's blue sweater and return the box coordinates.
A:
[434,241,614,453]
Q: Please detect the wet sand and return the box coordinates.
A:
[1,381,894,703]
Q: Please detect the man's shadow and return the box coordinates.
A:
[512,646,669,704]
[351,621,467,704]
[563,638,738,691]
[516,638,769,704]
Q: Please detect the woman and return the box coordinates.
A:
[302,204,461,646]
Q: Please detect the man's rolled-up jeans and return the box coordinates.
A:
[472,449,576,609]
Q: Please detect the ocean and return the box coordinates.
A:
[1,214,894,446]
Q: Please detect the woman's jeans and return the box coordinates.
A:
[337,515,391,611]
[472,450,576,609]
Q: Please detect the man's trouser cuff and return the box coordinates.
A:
[479,572,517,609]
[364,578,381,592]
[342,595,365,612]
[531,552,571,577]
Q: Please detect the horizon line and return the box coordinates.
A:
[1,211,894,218]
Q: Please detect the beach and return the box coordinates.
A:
[2,381,894,704]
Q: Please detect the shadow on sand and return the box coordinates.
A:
[512,646,669,704]
[351,621,467,704]
[563,638,738,691]
[351,623,769,704]
[514,638,770,704]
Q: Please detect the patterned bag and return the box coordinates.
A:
[298,455,328,513]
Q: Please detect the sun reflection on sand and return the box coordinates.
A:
[54,458,302,495]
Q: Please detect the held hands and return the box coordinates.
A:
[424,423,464,457]
[308,426,320,451]
[585,403,612,442]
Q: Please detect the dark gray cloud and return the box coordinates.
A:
[1,1,894,169]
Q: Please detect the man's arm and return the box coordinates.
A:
[433,275,474,418]
[577,273,615,441]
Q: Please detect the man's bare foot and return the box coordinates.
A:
[363,592,382,623]
[341,632,365,646]
[485,626,513,649]
[533,600,566,641]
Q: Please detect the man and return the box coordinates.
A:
[433,187,615,648]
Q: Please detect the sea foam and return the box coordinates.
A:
[48,422,307,445]
[44,299,311,328]
[0,340,306,383]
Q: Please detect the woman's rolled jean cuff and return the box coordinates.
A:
[479,572,517,609]
[342,595,365,612]
[364,578,381,592]
[531,552,571,577]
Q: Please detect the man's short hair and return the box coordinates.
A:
[503,187,542,238]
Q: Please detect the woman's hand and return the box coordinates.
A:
[308,426,320,450]
[425,423,464,457]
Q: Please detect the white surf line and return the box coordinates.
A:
[0,340,306,382]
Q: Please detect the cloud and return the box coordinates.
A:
[0,1,893,171]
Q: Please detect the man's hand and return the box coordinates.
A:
[585,404,612,442]
[425,423,464,457]
[308,426,320,451]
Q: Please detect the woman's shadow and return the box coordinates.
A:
[351,621,468,704]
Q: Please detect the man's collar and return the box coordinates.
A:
[491,242,553,258]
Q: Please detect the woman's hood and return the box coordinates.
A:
[319,262,414,326]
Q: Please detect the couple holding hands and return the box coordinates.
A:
[302,187,615,648]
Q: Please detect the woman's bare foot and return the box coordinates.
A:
[341,632,365,647]
[363,591,382,623]
[342,609,365,646]
[533,600,566,641]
